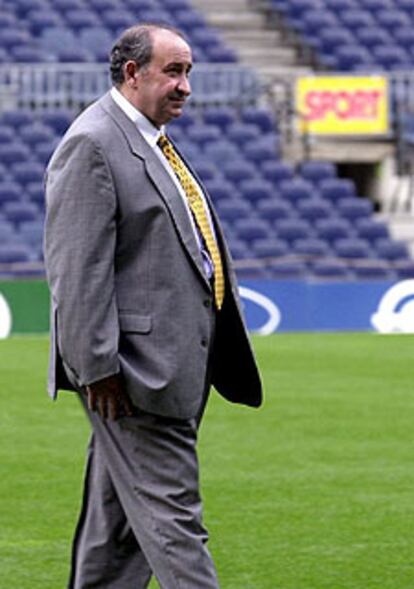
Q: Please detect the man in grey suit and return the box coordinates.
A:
[44,22,262,588]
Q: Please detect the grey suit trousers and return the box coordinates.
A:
[69,395,219,589]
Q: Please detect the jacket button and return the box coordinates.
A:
[201,338,208,348]
[203,299,211,308]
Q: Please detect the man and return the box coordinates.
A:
[44,23,262,589]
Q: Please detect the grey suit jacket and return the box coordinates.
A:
[44,92,262,419]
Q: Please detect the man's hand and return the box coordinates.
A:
[85,373,134,421]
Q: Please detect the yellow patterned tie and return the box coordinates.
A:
[158,134,225,310]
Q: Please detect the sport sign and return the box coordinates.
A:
[295,76,389,136]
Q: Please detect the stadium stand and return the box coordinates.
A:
[0,0,413,282]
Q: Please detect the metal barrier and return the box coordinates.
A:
[0,63,262,111]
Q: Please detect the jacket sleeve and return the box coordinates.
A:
[44,132,120,386]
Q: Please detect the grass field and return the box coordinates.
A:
[1,333,414,589]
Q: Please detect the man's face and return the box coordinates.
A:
[133,30,192,128]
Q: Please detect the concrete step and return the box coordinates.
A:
[191,0,252,9]
[237,45,298,66]
[207,12,265,29]
[223,29,282,46]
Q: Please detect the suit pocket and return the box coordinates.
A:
[119,313,152,334]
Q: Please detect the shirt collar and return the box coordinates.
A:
[110,86,165,148]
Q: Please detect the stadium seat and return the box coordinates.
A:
[279,178,314,205]
[315,218,353,243]
[372,45,411,70]
[335,45,373,71]
[275,218,313,243]
[269,259,307,279]
[78,27,113,60]
[65,9,101,31]
[207,45,238,63]
[356,218,389,243]
[319,178,356,202]
[297,198,333,222]
[203,107,236,131]
[1,109,36,129]
[299,161,336,185]
[235,218,272,243]
[239,179,274,204]
[11,162,45,187]
[244,137,280,165]
[203,179,234,203]
[337,197,373,220]
[3,201,39,226]
[226,237,250,260]
[356,26,393,51]
[376,9,411,33]
[256,199,294,222]
[191,160,220,182]
[0,126,15,144]
[353,259,395,280]
[222,160,258,186]
[20,124,56,147]
[203,140,240,165]
[0,243,33,263]
[186,124,221,147]
[260,161,295,184]
[318,27,356,53]
[375,238,409,261]
[0,143,32,165]
[216,199,252,222]
[241,108,276,134]
[393,259,414,278]
[19,220,44,251]
[0,220,18,244]
[26,182,45,206]
[226,123,260,146]
[101,10,135,33]
[27,10,63,35]
[0,182,21,206]
[292,237,331,259]
[311,258,351,279]
[39,109,74,135]
[334,237,373,259]
[252,237,289,259]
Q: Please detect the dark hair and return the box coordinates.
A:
[110,23,186,86]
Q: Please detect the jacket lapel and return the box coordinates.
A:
[99,93,210,290]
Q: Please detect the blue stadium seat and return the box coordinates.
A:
[241,108,276,134]
[337,197,373,220]
[1,109,37,129]
[356,26,393,50]
[58,47,94,62]
[0,29,31,50]
[163,0,192,9]
[260,161,295,184]
[11,46,54,63]
[269,259,307,279]
[203,179,234,203]
[0,181,21,206]
[335,45,373,71]
[174,10,206,32]
[319,178,356,202]
[222,160,258,186]
[257,199,294,222]
[14,0,49,18]
[207,45,238,63]
[186,124,221,147]
[35,141,59,166]
[227,238,250,260]
[393,259,414,278]
[0,220,18,244]
[203,107,236,131]
[279,178,314,205]
[355,218,389,242]
[216,199,252,222]
[0,126,14,144]
[0,243,33,263]
[0,142,31,165]
[353,260,395,280]
[300,160,336,185]
[243,137,280,164]
[11,162,45,187]
[27,10,63,35]
[78,27,113,60]
[203,140,239,165]
[235,218,272,243]
[65,9,101,31]
[375,238,409,261]
[292,237,331,259]
[340,9,375,28]
[376,8,411,33]
[191,28,222,52]
[20,123,55,147]
[19,220,44,251]
[315,218,353,243]
[372,45,411,70]
[275,218,313,243]
[334,237,373,259]
[101,10,135,33]
[52,0,85,13]
[40,27,78,54]
[88,0,121,11]
[239,179,274,204]
[311,258,351,279]
[226,123,260,146]
[297,198,332,222]
[252,237,289,259]
[318,27,356,53]
[26,182,45,206]
[39,109,74,134]
[3,201,39,226]
[191,160,220,182]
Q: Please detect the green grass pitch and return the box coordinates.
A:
[1,333,414,589]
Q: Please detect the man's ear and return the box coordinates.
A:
[124,60,140,87]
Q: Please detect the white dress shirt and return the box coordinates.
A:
[110,87,215,279]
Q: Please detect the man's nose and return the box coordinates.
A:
[177,74,191,96]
